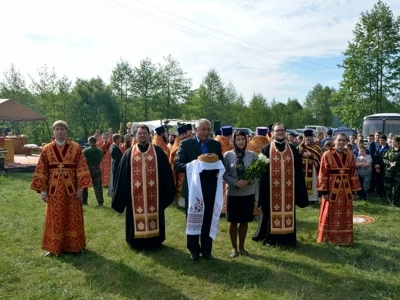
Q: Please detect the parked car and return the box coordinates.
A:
[232,128,254,135]
[294,128,317,136]
[305,125,328,134]
[286,129,300,136]
[332,127,357,138]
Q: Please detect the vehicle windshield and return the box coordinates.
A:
[384,120,400,135]
[362,116,400,137]
[362,119,383,137]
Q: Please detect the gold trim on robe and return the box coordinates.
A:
[152,135,170,158]
[215,135,232,214]
[317,149,361,245]
[247,135,270,155]
[298,142,322,197]
[30,139,92,254]
[215,135,233,154]
[169,136,185,206]
[130,144,160,238]
[269,142,295,234]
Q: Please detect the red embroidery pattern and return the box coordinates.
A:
[317,149,361,245]
[30,140,92,254]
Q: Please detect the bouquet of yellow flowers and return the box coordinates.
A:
[237,153,270,180]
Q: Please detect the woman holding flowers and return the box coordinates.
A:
[223,130,257,258]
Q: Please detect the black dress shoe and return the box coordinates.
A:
[189,254,199,261]
[202,254,215,260]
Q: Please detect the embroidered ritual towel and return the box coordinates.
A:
[186,159,225,239]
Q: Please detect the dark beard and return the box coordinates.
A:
[162,136,168,143]
[124,141,131,148]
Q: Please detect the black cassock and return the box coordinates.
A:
[252,141,309,247]
[111,143,175,250]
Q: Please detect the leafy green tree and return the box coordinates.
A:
[222,81,240,125]
[284,98,304,128]
[130,58,160,121]
[0,64,30,102]
[182,69,228,123]
[156,54,192,120]
[333,0,400,125]
[303,84,334,126]
[248,93,269,128]
[199,69,228,123]
[0,64,32,136]
[269,99,286,124]
[230,94,249,127]
[28,65,66,141]
[72,77,119,139]
[111,58,134,130]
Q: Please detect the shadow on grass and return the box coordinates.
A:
[294,237,400,274]
[65,249,189,300]
[143,244,400,298]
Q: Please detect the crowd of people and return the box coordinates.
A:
[30,119,399,259]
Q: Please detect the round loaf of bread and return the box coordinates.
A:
[198,153,219,163]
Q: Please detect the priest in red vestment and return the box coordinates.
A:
[297,129,323,203]
[252,123,309,247]
[169,126,188,208]
[97,132,112,187]
[317,133,361,245]
[215,126,234,215]
[215,125,233,154]
[247,127,270,155]
[120,134,132,153]
[185,123,194,138]
[152,125,170,158]
[111,124,175,250]
[247,127,271,217]
[31,120,92,256]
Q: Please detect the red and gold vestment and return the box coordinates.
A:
[317,149,361,245]
[30,139,92,254]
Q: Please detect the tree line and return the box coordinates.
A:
[1,0,399,144]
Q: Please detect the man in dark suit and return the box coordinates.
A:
[175,119,223,261]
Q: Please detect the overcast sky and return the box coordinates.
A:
[1,0,399,104]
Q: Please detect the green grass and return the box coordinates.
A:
[1,173,400,300]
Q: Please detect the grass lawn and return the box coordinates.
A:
[0,173,399,300]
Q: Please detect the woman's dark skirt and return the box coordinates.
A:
[226,194,255,223]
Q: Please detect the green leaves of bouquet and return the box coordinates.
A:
[239,153,270,180]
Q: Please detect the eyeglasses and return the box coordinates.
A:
[274,129,285,132]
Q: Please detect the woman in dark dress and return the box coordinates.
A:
[223,130,257,258]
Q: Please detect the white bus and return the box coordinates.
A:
[362,113,400,137]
